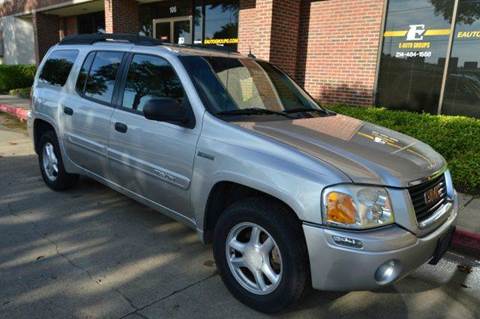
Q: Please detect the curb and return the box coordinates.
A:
[0,103,30,122]
[452,227,480,258]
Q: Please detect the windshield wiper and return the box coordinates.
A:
[284,107,333,115]
[216,108,294,119]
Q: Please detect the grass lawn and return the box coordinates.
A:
[328,105,480,195]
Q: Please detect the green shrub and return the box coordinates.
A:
[328,105,480,195]
[9,87,31,99]
[0,64,36,93]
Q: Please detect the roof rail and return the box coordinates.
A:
[167,43,239,54]
[59,33,164,46]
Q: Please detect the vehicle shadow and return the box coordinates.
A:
[1,154,478,319]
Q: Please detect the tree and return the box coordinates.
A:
[430,0,480,24]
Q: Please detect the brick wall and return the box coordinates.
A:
[33,12,60,64]
[269,0,301,77]
[238,0,273,60]
[63,16,78,36]
[104,0,139,33]
[238,0,301,77]
[296,0,385,106]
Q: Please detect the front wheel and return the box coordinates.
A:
[213,198,310,313]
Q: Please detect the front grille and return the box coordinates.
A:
[408,173,448,222]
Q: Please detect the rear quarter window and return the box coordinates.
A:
[39,50,79,87]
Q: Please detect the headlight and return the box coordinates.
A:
[322,185,394,229]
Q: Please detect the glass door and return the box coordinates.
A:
[153,17,192,45]
[155,21,171,42]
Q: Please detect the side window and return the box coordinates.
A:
[39,50,79,87]
[83,51,124,104]
[122,54,185,112]
[76,52,95,93]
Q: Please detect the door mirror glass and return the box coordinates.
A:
[143,98,188,125]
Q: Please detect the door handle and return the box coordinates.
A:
[114,122,128,133]
[63,106,74,116]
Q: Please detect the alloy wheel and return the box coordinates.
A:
[226,222,283,295]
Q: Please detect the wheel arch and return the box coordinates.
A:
[33,118,57,154]
[202,180,302,244]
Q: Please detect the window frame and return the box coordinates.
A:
[115,52,194,118]
[39,49,79,88]
[75,50,127,108]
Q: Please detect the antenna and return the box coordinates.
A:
[248,47,256,59]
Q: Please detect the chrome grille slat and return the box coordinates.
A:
[408,174,448,223]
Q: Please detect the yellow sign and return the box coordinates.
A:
[384,29,450,38]
[457,31,480,38]
[203,38,239,45]
[399,42,431,49]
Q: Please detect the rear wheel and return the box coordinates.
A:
[38,130,78,191]
[213,198,309,313]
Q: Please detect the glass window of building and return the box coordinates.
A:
[77,12,105,34]
[194,0,239,49]
[443,0,480,117]
[377,0,453,114]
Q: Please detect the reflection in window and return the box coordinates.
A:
[377,0,453,113]
[84,51,123,104]
[443,0,480,117]
[39,50,78,87]
[194,0,239,49]
[76,52,95,93]
[122,54,185,112]
[197,56,320,113]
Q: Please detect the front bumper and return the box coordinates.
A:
[303,198,458,291]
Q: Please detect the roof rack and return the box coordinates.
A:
[59,33,164,46]
[167,43,239,54]
[58,33,240,54]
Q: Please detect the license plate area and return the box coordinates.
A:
[429,226,455,265]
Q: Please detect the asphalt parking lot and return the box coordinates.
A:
[0,113,479,319]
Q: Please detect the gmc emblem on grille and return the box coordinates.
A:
[424,185,442,205]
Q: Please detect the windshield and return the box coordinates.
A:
[179,55,327,118]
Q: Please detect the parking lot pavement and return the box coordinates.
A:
[1,114,479,319]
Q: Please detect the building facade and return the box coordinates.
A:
[0,0,479,118]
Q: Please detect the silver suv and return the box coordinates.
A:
[28,34,458,313]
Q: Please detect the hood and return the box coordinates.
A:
[235,114,446,187]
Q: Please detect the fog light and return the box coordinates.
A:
[332,235,363,249]
[375,260,401,285]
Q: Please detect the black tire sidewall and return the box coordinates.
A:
[38,131,77,191]
[213,199,309,313]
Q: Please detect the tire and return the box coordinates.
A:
[213,197,310,313]
[38,130,78,191]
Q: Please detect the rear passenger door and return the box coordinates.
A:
[63,50,124,177]
[108,53,200,220]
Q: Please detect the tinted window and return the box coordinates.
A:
[180,56,323,114]
[194,0,239,49]
[377,0,453,113]
[39,50,79,87]
[442,0,480,117]
[76,52,95,93]
[84,51,124,104]
[122,54,185,112]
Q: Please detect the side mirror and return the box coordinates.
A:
[143,98,190,127]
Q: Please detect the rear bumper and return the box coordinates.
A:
[303,198,458,291]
